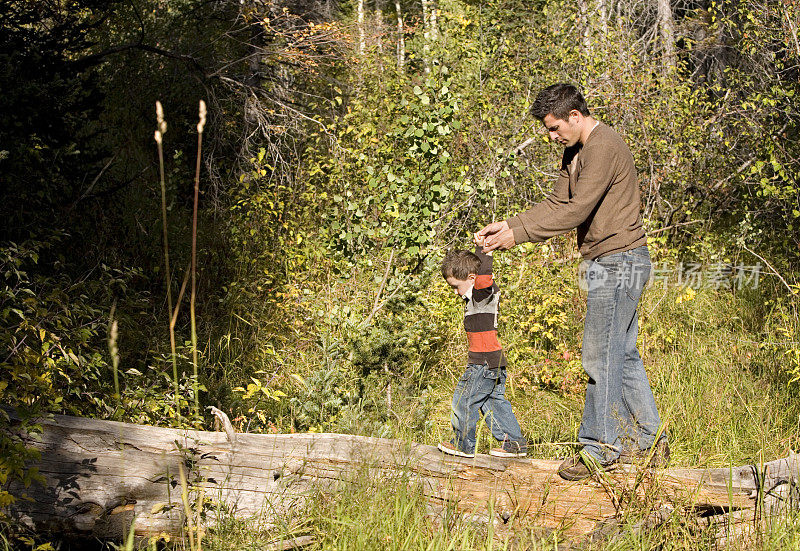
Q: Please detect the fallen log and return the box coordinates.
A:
[5,413,798,545]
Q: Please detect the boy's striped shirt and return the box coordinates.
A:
[463,246,505,369]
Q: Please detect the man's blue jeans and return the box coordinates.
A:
[579,245,662,464]
[450,363,526,454]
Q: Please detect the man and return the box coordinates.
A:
[477,83,668,480]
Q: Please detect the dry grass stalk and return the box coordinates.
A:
[155,100,182,419]
[190,100,206,421]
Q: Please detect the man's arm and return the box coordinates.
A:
[483,144,621,250]
[478,163,572,252]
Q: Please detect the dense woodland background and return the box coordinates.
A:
[1,0,799,547]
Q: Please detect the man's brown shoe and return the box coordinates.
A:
[618,438,670,468]
[557,453,617,481]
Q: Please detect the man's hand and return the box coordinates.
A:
[476,221,516,252]
[476,220,508,239]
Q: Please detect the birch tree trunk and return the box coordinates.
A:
[657,0,676,70]
[599,0,609,36]
[357,0,366,55]
[375,0,384,54]
[421,0,431,72]
[420,0,438,72]
[395,0,404,68]
[429,0,438,40]
[577,0,592,55]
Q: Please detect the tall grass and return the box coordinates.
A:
[155,101,183,419]
[195,248,800,550]
[190,100,206,421]
[201,464,498,551]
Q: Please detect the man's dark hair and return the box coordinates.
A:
[442,250,481,280]
[531,83,591,121]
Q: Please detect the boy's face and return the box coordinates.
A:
[445,274,476,297]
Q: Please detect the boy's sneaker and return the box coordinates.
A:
[618,438,670,468]
[489,440,528,458]
[438,441,475,458]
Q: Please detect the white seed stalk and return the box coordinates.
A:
[197,100,207,134]
[155,101,167,143]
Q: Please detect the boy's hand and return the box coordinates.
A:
[474,233,493,255]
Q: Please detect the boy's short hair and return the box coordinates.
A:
[442,250,481,280]
[531,83,591,121]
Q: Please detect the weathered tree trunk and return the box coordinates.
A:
[375,0,384,54]
[357,0,366,55]
[6,414,798,545]
[577,0,592,55]
[598,0,609,36]
[395,0,404,68]
[657,0,676,70]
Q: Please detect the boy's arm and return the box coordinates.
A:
[472,237,496,299]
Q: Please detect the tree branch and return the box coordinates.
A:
[72,43,209,76]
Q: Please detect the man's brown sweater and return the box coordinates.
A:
[506,122,646,260]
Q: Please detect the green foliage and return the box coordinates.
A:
[349,280,447,379]
[310,68,494,261]
[500,243,585,394]
[309,471,486,550]
[120,367,206,427]
[288,361,353,432]
[2,0,800,546]
[0,1,109,237]
[1,235,117,415]
[0,416,42,512]
[0,234,110,510]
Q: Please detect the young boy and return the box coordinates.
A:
[438,236,528,458]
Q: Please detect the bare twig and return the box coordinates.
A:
[72,154,117,209]
[646,220,704,235]
[171,263,192,330]
[742,244,795,294]
[363,249,395,327]
[513,137,536,154]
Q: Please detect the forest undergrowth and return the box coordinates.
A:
[147,242,800,550]
[2,0,799,548]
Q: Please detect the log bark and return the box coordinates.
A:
[6,413,798,544]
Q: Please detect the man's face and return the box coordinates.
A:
[543,111,582,148]
[445,275,475,297]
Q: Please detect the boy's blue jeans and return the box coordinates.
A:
[578,245,663,464]
[450,363,526,454]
